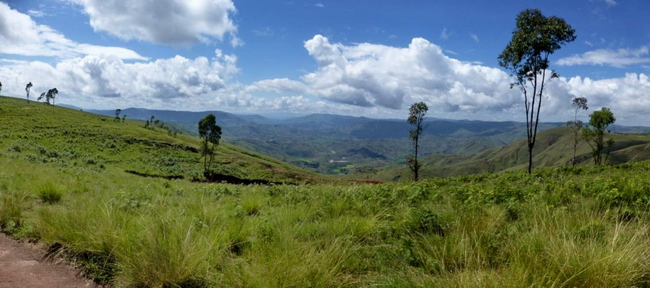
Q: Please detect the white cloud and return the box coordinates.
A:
[0,2,146,60]
[246,35,650,125]
[315,3,325,8]
[557,47,650,68]
[254,35,519,114]
[0,50,238,109]
[27,9,45,17]
[70,0,240,46]
[470,33,479,43]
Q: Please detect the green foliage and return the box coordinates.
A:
[198,114,222,175]
[407,102,428,181]
[36,88,59,105]
[583,107,616,165]
[498,9,576,174]
[37,183,63,204]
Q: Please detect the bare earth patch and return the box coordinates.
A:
[0,233,100,288]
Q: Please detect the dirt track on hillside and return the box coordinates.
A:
[0,233,100,288]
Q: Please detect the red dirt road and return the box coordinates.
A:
[0,233,100,288]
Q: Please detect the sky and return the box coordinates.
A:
[0,0,649,125]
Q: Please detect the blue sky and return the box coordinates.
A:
[0,0,649,125]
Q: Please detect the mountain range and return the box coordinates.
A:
[87,107,650,175]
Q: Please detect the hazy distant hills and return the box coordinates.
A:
[350,126,650,181]
[88,107,650,175]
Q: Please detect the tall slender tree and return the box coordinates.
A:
[407,102,428,181]
[198,114,222,175]
[566,97,588,166]
[25,82,33,102]
[498,9,576,174]
[0,81,2,94]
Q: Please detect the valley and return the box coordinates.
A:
[2,96,650,287]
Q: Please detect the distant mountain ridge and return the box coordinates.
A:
[88,107,650,175]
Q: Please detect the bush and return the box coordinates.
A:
[38,183,63,204]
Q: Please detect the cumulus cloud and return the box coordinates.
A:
[557,46,650,68]
[70,0,240,46]
[298,35,518,112]
[0,50,238,108]
[0,2,145,60]
[245,35,650,124]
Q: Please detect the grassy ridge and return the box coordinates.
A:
[0,96,325,184]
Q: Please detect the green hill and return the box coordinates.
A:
[0,96,326,184]
[352,126,650,181]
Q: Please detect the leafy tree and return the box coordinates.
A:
[498,9,576,174]
[115,109,122,122]
[0,81,2,93]
[583,107,615,166]
[566,97,588,166]
[37,88,59,105]
[25,82,33,102]
[407,102,428,181]
[122,115,127,123]
[198,114,222,175]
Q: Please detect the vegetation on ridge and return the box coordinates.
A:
[1,95,650,287]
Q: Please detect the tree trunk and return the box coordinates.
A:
[527,143,533,174]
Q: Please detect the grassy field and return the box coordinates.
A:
[2,96,650,287]
[0,96,326,184]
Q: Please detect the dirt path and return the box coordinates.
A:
[0,233,100,288]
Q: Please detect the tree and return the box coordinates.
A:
[498,9,576,174]
[583,107,615,166]
[25,82,33,102]
[0,81,2,94]
[407,102,428,181]
[115,109,121,122]
[122,115,127,123]
[566,97,588,166]
[198,114,222,175]
[37,88,59,105]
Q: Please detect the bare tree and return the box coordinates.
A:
[566,97,588,166]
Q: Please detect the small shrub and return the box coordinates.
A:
[37,183,63,204]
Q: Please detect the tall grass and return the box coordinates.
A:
[3,150,650,286]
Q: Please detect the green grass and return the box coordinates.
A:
[3,155,650,286]
[2,96,650,287]
[354,126,650,181]
[0,96,327,184]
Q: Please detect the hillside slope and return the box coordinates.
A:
[0,96,326,184]
[352,126,650,180]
